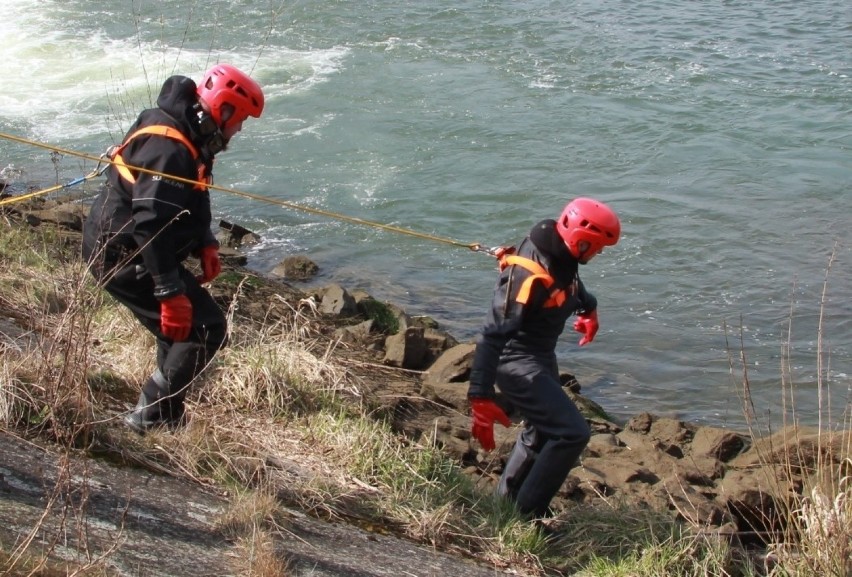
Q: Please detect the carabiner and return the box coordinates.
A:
[95,150,113,177]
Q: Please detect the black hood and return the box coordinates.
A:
[156,75,199,133]
[528,218,579,285]
[528,219,571,260]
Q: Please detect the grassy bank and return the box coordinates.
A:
[0,215,848,576]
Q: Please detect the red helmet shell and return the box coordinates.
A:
[556,197,621,259]
[197,64,264,132]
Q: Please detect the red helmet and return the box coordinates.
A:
[556,197,621,261]
[197,64,264,132]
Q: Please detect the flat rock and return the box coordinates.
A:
[0,432,512,577]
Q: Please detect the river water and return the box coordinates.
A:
[2,0,850,430]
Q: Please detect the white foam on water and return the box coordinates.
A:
[1,1,349,147]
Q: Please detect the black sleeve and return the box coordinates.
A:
[576,277,597,314]
[468,264,540,398]
[127,137,199,299]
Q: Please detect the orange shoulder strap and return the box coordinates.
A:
[499,254,566,307]
[112,125,207,190]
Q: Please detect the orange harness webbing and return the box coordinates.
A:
[112,125,209,191]
[499,253,567,308]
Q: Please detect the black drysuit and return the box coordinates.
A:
[82,75,225,421]
[468,219,597,517]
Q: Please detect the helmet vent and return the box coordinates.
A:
[232,83,260,108]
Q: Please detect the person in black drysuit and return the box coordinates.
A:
[467,198,621,518]
[82,64,264,433]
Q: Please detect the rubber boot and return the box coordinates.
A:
[124,390,162,434]
[124,370,184,434]
[496,425,540,503]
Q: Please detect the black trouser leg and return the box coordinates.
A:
[513,434,586,517]
[497,425,540,501]
[495,354,592,517]
[155,330,226,403]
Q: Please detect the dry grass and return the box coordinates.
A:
[1,218,849,577]
[217,488,293,576]
[726,243,852,577]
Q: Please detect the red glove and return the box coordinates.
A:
[573,309,599,346]
[160,294,193,341]
[196,245,221,284]
[470,398,511,452]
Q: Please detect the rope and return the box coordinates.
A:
[0,130,495,254]
[0,157,110,208]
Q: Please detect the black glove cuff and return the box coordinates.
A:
[467,383,496,400]
[152,271,186,300]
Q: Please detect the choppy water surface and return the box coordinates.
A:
[2,0,850,429]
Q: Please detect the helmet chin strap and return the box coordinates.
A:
[578,245,602,265]
[204,132,226,155]
[191,103,227,156]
